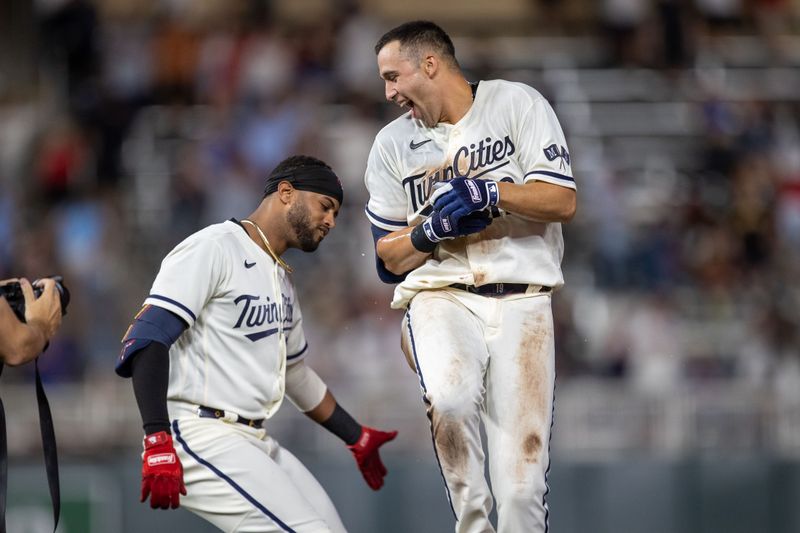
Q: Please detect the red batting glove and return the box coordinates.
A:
[141,431,187,509]
[347,426,398,490]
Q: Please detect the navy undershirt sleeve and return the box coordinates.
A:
[370,224,408,284]
[131,342,171,435]
[116,305,187,377]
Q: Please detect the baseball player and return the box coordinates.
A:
[116,155,397,532]
[364,21,577,533]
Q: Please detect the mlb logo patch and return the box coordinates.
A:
[543,144,570,168]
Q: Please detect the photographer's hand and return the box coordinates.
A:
[1,278,56,364]
[23,278,62,346]
[24,278,62,338]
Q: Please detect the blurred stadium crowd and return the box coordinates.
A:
[1,0,799,457]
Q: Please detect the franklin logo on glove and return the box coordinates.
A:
[466,180,481,202]
[147,454,177,466]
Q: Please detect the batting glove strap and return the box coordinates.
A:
[410,212,453,253]
[486,180,500,206]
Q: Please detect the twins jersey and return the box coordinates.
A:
[365,79,576,309]
[144,219,308,420]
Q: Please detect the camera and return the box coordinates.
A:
[0,275,71,323]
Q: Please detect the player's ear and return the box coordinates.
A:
[276,180,295,205]
[423,54,437,78]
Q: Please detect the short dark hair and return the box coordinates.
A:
[263,155,332,199]
[374,20,459,68]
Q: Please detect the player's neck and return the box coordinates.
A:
[439,76,473,125]
[242,209,289,258]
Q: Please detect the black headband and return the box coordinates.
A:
[264,166,344,205]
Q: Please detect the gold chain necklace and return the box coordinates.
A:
[241,219,293,273]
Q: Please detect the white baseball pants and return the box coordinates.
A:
[402,289,555,533]
[171,417,347,533]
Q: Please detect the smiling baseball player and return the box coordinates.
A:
[116,155,396,532]
[365,21,577,533]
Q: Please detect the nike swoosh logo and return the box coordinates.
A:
[410,139,432,150]
[244,260,256,269]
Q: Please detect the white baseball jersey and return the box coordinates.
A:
[144,219,308,420]
[364,79,576,309]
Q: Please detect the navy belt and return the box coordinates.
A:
[449,283,551,297]
[198,406,264,429]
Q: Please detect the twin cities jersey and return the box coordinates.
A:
[144,220,308,420]
[365,79,576,308]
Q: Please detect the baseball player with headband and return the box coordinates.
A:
[116,155,397,532]
[365,21,577,533]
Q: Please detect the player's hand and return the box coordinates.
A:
[348,426,398,490]
[432,177,500,224]
[420,208,492,244]
[420,210,458,243]
[455,209,493,235]
[141,431,187,509]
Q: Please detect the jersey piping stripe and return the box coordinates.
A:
[405,308,458,521]
[525,170,575,183]
[172,420,297,533]
[364,206,408,228]
[287,342,308,360]
[148,294,197,322]
[542,369,556,533]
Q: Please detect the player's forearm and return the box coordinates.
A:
[308,390,363,446]
[304,389,337,423]
[130,343,172,435]
[376,226,432,275]
[497,181,576,222]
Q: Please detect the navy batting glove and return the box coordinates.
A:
[421,210,457,243]
[432,177,500,224]
[455,209,493,235]
[410,209,493,253]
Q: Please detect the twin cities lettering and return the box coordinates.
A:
[403,135,515,212]
[233,293,294,330]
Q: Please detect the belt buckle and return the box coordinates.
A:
[220,410,238,424]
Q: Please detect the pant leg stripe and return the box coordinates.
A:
[405,308,458,521]
[542,370,557,533]
[172,420,297,533]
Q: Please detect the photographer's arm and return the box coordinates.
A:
[0,278,61,366]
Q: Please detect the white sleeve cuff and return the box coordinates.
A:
[284,360,327,412]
